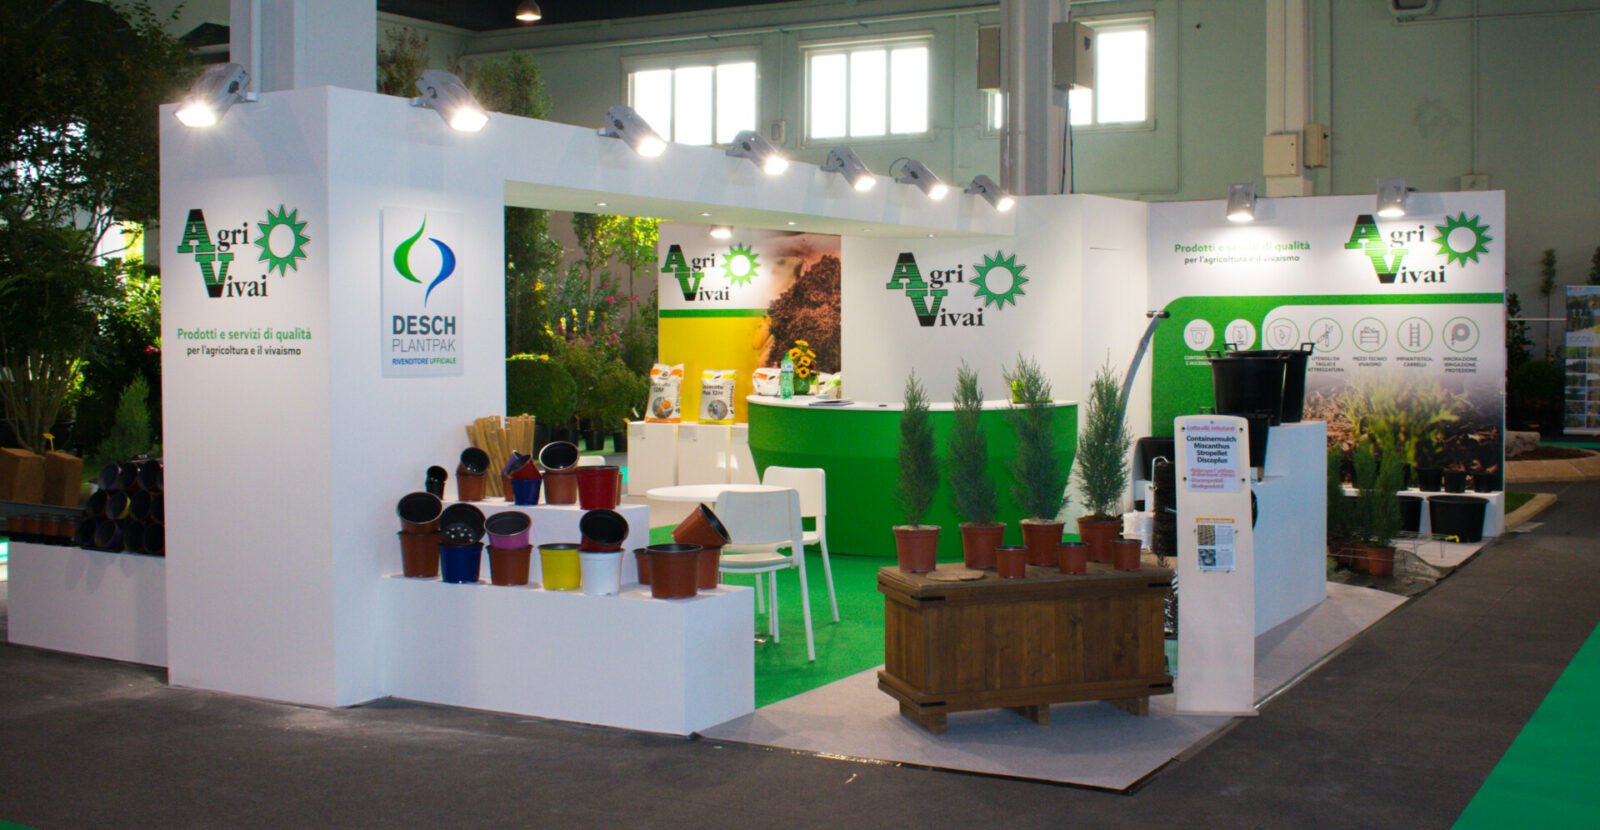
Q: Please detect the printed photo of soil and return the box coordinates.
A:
[761,237,841,373]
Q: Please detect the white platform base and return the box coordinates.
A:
[379,576,754,735]
[6,542,167,667]
[1343,487,1506,540]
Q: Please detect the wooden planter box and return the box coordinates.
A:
[878,564,1174,734]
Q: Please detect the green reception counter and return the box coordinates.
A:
[746,395,1077,560]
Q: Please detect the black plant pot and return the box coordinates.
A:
[533,422,552,450]
[612,430,628,452]
[1429,495,1487,543]
[1397,495,1423,533]
[1416,467,1444,492]
[583,429,606,452]
[1442,469,1469,493]
[1473,469,1502,493]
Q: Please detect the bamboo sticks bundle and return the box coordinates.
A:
[465,415,539,499]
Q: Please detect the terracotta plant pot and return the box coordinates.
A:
[1076,516,1121,563]
[994,544,1028,578]
[1111,536,1142,571]
[633,547,652,584]
[488,545,533,586]
[576,465,621,510]
[645,543,701,599]
[672,504,731,548]
[455,469,486,502]
[894,525,940,573]
[537,440,579,472]
[397,491,443,533]
[960,522,1004,569]
[1058,540,1088,574]
[397,531,441,577]
[1363,543,1396,577]
[542,470,578,504]
[696,545,723,589]
[1020,519,1064,566]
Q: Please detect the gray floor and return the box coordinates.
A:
[1,481,1597,828]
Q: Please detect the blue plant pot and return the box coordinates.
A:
[439,543,483,584]
[511,478,542,506]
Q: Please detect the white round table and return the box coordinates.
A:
[645,483,786,503]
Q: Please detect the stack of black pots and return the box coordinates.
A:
[79,457,164,555]
[1206,342,1315,469]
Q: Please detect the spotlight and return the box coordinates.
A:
[515,1,542,22]
[599,105,667,158]
[1376,177,1408,218]
[709,226,733,240]
[895,160,950,200]
[726,130,788,175]
[965,175,1015,212]
[411,70,488,132]
[822,146,876,192]
[175,63,251,128]
[1226,183,1257,223]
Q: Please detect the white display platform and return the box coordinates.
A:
[729,424,759,485]
[625,421,679,496]
[6,543,167,667]
[676,423,732,486]
[1253,422,1329,635]
[378,577,753,735]
[1344,487,1505,540]
[442,501,650,580]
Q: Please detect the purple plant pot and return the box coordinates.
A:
[484,510,532,549]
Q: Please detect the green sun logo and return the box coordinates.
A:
[254,205,310,276]
[723,243,758,287]
[972,251,1028,309]
[1432,212,1491,266]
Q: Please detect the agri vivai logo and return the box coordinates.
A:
[1344,212,1491,285]
[885,251,1027,327]
[175,205,309,298]
[660,243,757,301]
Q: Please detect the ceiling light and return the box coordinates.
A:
[515,1,542,22]
[1226,183,1257,223]
[1376,177,1407,218]
[709,226,732,240]
[895,159,949,200]
[175,62,252,128]
[412,70,488,132]
[595,202,607,207]
[965,175,1015,212]
[726,130,788,175]
[599,105,666,157]
[786,221,797,226]
[823,146,876,192]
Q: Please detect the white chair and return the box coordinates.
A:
[575,455,609,468]
[715,488,817,661]
[758,466,838,623]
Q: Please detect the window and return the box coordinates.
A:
[1070,17,1152,128]
[627,60,757,146]
[984,90,1005,132]
[805,39,930,140]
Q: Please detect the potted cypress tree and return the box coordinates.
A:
[894,370,940,573]
[948,363,1002,569]
[1351,442,1403,576]
[1075,361,1131,563]
[1005,356,1069,567]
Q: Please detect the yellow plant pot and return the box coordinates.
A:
[539,544,581,590]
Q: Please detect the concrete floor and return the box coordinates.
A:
[1,481,1596,828]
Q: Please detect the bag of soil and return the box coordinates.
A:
[647,363,685,423]
[700,370,737,423]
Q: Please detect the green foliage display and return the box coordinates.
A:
[1352,442,1402,548]
[1006,356,1070,521]
[375,28,431,97]
[896,371,938,527]
[1539,248,1558,358]
[1341,375,1462,468]
[1507,359,1565,433]
[93,374,153,468]
[1589,245,1600,286]
[505,354,576,427]
[1072,360,1129,520]
[947,363,997,524]
[1506,291,1533,373]
[1326,444,1355,541]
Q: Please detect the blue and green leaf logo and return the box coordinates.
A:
[393,218,456,305]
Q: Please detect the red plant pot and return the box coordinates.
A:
[1020,519,1064,566]
[994,545,1028,578]
[1077,516,1121,563]
[1111,537,1142,571]
[894,525,940,573]
[575,465,621,510]
[646,544,701,599]
[959,522,1004,569]
[1058,541,1088,574]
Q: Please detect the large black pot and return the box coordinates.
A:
[1221,344,1315,422]
[1429,495,1487,543]
[1208,350,1289,468]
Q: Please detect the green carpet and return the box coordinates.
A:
[1541,439,1600,450]
[1506,491,1534,514]
[648,525,888,708]
[1454,621,1600,828]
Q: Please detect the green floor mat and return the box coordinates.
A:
[643,524,887,708]
[1454,621,1600,828]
